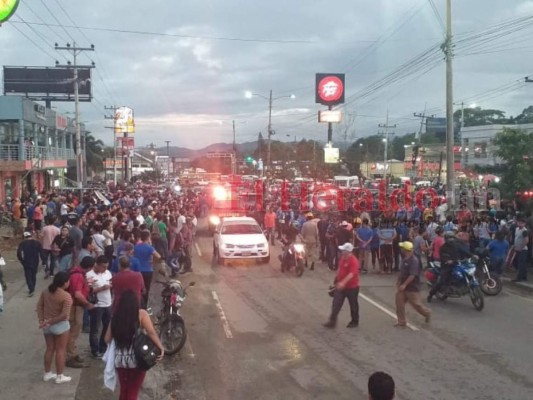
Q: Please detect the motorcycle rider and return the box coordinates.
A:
[280,220,302,272]
[427,231,471,302]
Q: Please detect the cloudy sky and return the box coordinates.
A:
[3,0,533,149]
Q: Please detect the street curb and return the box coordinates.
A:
[501,276,533,294]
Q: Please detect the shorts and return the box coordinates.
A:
[43,320,70,336]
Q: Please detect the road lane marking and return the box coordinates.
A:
[195,242,202,257]
[359,293,419,331]
[186,338,196,358]
[211,291,234,339]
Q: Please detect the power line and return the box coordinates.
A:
[428,0,446,35]
[8,23,57,60]
[20,0,69,43]
[8,20,315,44]
[39,0,75,42]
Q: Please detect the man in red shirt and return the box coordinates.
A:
[323,242,360,328]
[264,206,277,246]
[67,256,95,368]
[112,256,145,312]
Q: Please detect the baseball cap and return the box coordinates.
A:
[23,231,32,238]
[338,242,354,252]
[399,241,413,251]
[340,220,349,226]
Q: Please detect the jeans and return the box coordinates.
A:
[89,306,111,355]
[40,249,57,275]
[516,250,528,281]
[328,287,359,325]
[141,271,153,308]
[23,263,38,293]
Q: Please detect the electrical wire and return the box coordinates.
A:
[20,0,69,43]
[8,20,315,44]
[7,23,58,61]
[428,0,446,35]
[39,0,75,42]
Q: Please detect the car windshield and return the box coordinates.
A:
[221,223,262,235]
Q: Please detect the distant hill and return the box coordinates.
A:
[152,139,342,159]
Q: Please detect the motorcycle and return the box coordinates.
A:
[425,258,484,311]
[278,240,305,277]
[157,279,195,355]
[474,249,503,296]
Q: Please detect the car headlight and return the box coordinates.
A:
[293,244,305,252]
[257,243,265,248]
[224,243,235,249]
[209,215,221,225]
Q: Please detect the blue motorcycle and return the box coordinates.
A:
[425,257,484,311]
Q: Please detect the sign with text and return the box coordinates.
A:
[315,73,345,106]
[324,147,340,164]
[318,110,342,123]
[114,106,135,135]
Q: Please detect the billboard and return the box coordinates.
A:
[316,73,345,106]
[324,147,340,164]
[117,137,134,157]
[3,66,92,102]
[114,107,135,135]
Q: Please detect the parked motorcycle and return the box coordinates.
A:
[157,279,195,355]
[278,240,305,277]
[474,249,503,296]
[425,258,484,311]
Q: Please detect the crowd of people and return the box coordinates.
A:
[6,186,201,398]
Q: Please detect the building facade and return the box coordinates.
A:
[460,123,533,168]
[0,95,85,202]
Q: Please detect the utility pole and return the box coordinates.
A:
[378,110,397,180]
[444,0,455,208]
[232,120,237,175]
[104,105,118,185]
[165,140,171,179]
[55,42,95,189]
[267,90,273,176]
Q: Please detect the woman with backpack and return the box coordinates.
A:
[105,290,164,399]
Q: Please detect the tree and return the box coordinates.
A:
[493,127,533,194]
[512,106,533,124]
[84,133,108,175]
[453,107,510,127]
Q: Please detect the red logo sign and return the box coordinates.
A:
[316,73,345,105]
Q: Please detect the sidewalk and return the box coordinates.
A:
[0,254,82,400]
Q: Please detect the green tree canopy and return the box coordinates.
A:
[493,127,533,194]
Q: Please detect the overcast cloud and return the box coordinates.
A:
[3,0,533,149]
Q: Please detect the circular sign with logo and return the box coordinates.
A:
[0,0,19,23]
[317,75,344,104]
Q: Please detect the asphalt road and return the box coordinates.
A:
[94,226,533,400]
[3,226,531,400]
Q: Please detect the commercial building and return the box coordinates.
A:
[460,123,533,168]
[0,95,87,202]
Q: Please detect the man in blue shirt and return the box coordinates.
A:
[487,231,509,276]
[356,218,373,273]
[134,230,161,307]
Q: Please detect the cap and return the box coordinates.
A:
[306,212,314,218]
[354,217,362,224]
[338,242,354,252]
[23,231,32,238]
[399,241,414,251]
[341,220,349,226]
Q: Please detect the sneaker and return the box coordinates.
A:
[43,372,57,382]
[55,374,72,384]
[91,352,103,360]
[322,322,336,329]
[393,322,407,328]
[346,321,358,328]
[27,291,34,297]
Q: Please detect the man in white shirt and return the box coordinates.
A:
[86,255,112,358]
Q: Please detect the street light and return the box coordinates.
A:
[245,90,295,175]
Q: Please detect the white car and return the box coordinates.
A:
[213,217,270,265]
